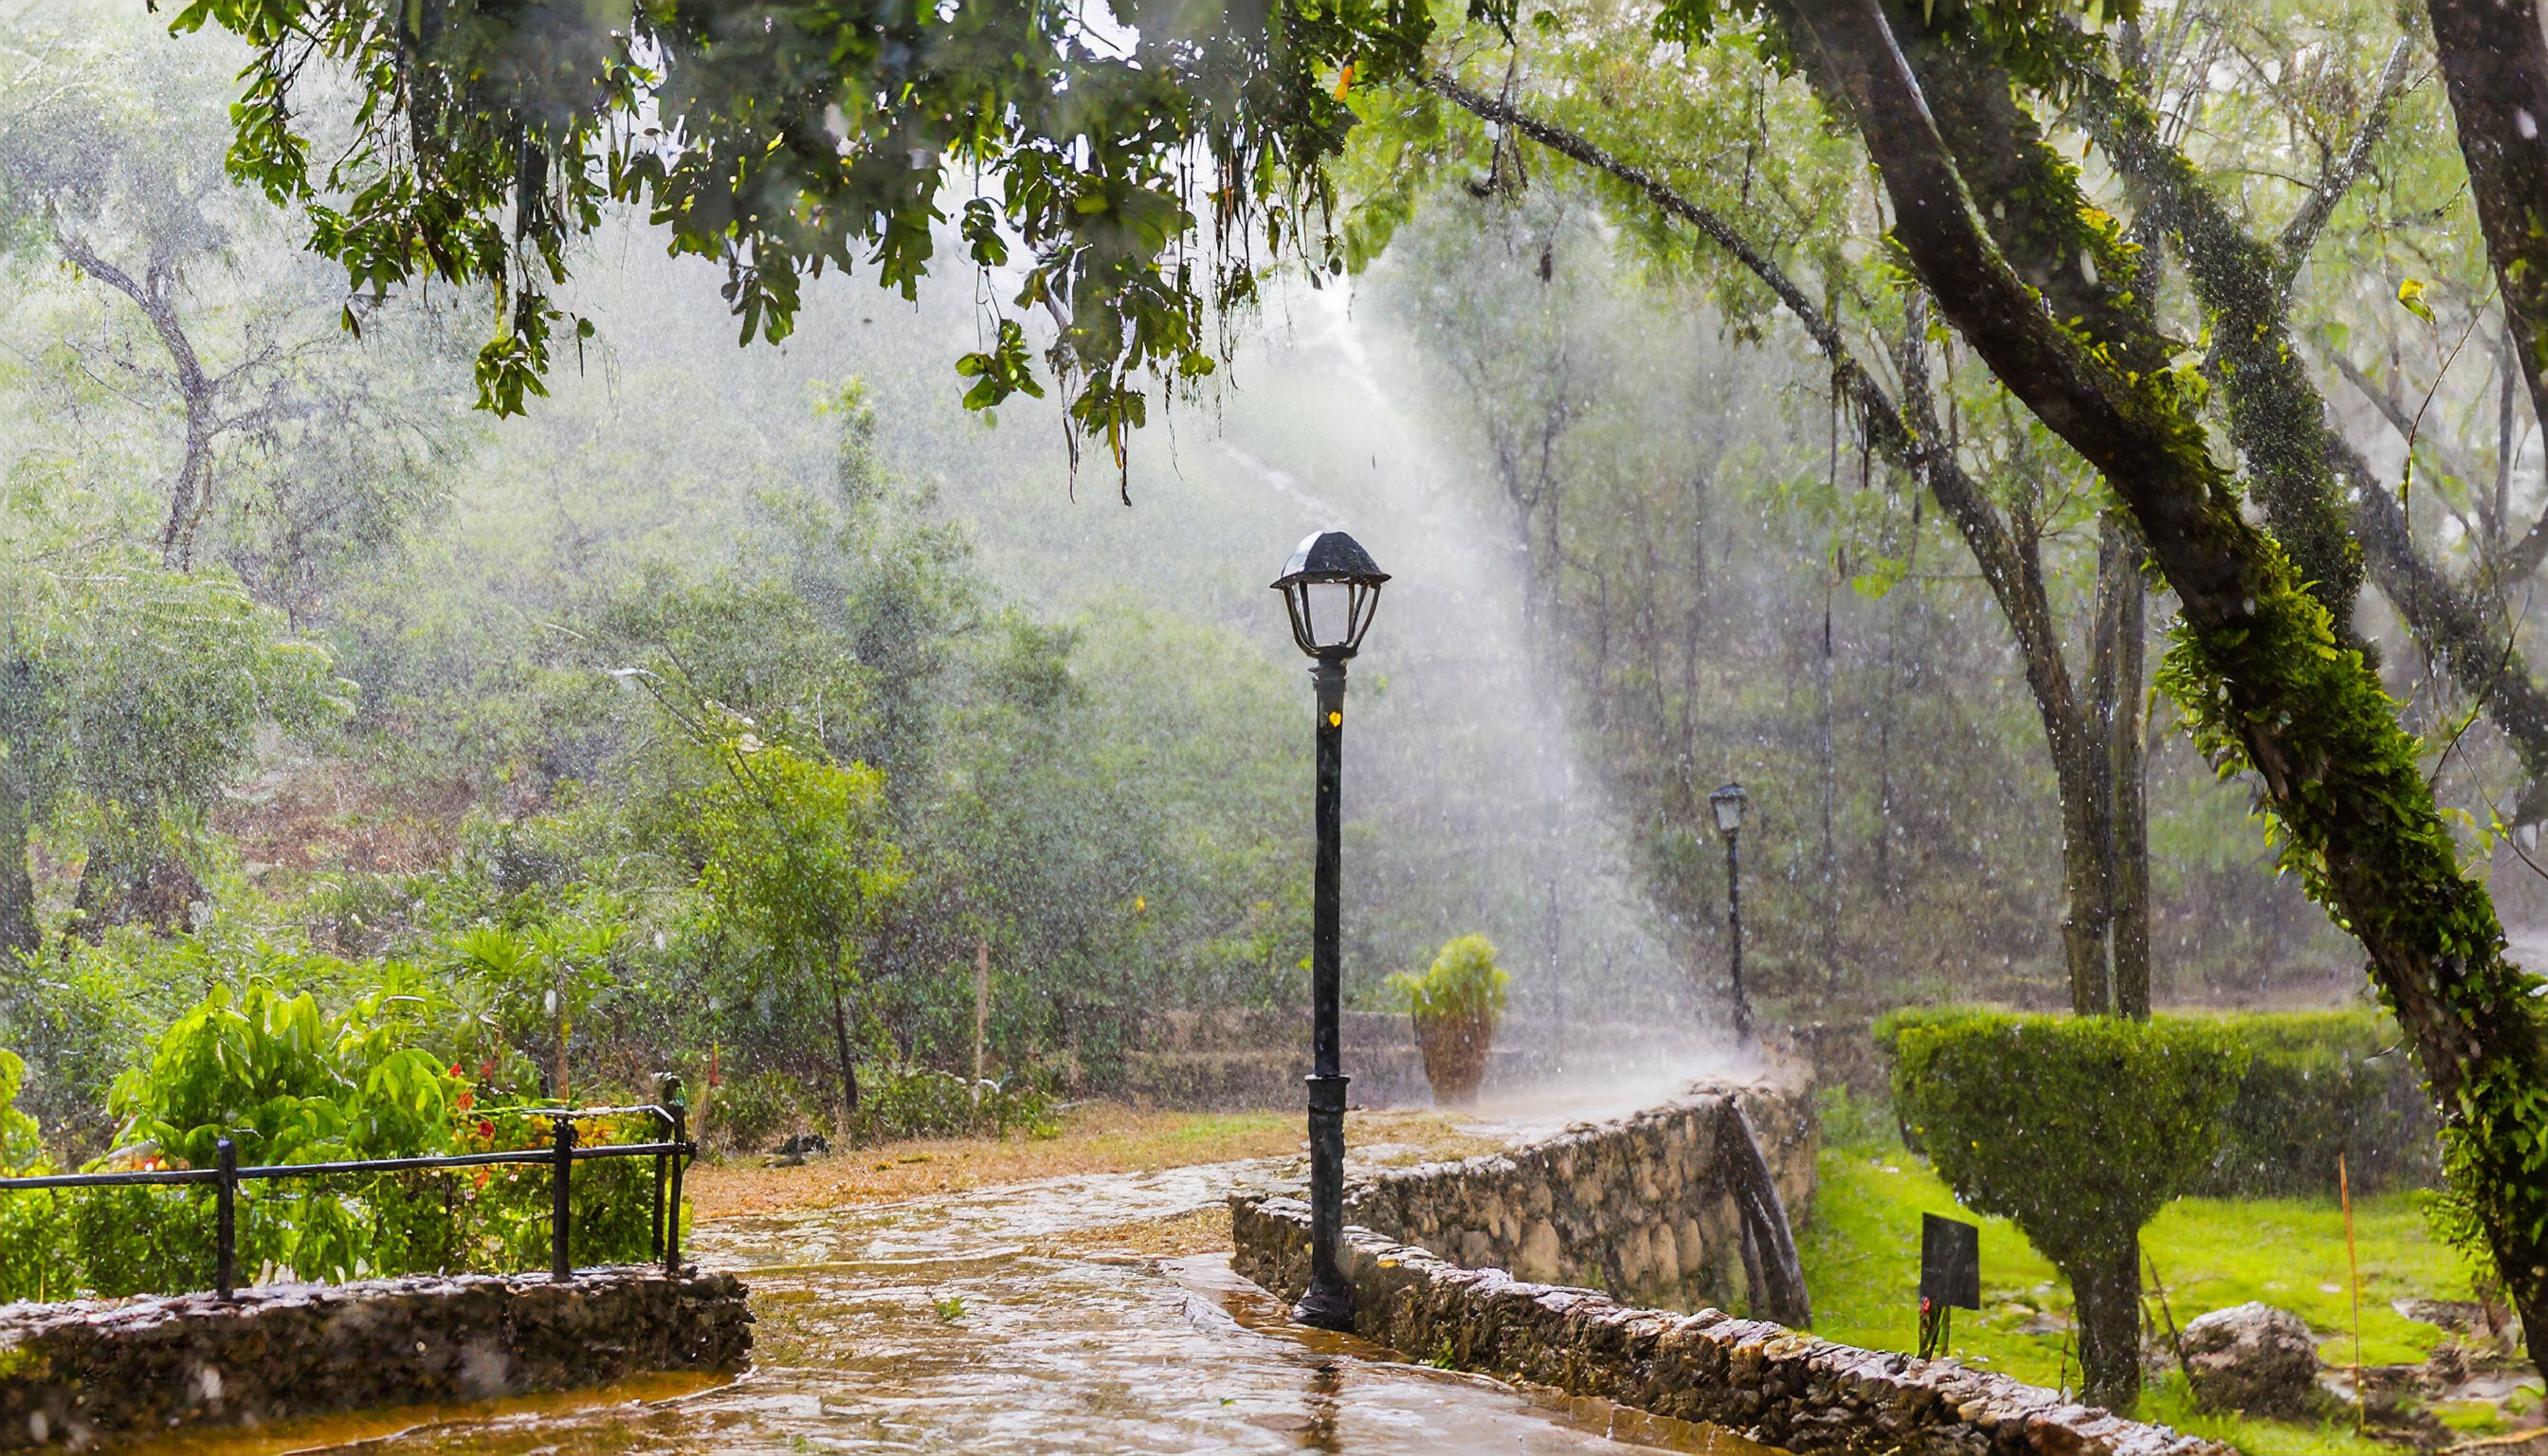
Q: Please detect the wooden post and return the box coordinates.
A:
[664,1079,687,1278]
[550,1115,576,1281]
[972,936,991,1106]
[2342,1153,2363,1435]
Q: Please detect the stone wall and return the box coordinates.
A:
[0,1265,751,1447]
[1233,1197,2230,1456]
[1118,1008,1733,1109]
[1339,1079,1813,1311]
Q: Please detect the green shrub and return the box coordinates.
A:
[1876,1005,2439,1196]
[27,978,670,1297]
[1386,935,1509,1023]
[709,1069,818,1153]
[846,1067,1053,1145]
[2197,1010,2435,1197]
[1891,1011,2248,1412]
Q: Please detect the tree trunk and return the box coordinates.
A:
[2066,1235,2145,1413]
[2054,749,2114,1017]
[2090,518,2152,1019]
[0,784,32,962]
[1786,0,2548,1380]
[2109,549,2152,1020]
[1817,579,1841,993]
[828,974,859,1128]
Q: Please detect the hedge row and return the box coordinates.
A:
[1873,1006,2437,1197]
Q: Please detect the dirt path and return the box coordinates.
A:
[682,1101,1508,1222]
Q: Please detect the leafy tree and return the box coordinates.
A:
[0,19,463,612]
[0,545,350,950]
[1888,1011,2248,1409]
[686,711,905,1124]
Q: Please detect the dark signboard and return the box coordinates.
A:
[1920,1213,1980,1311]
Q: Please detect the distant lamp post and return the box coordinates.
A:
[1272,529,1389,1332]
[1710,781,1753,1041]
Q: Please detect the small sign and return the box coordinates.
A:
[1920,1213,1980,1311]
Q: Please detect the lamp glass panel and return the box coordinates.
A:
[1712,792,1745,833]
[1302,581,1355,648]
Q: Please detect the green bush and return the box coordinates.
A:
[846,1067,1053,1144]
[1876,1005,2438,1196]
[710,1069,818,1153]
[1386,935,1509,1023]
[2198,1009,2435,1197]
[1890,1010,2248,1412]
[19,978,673,1298]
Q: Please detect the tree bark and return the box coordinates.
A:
[1784,0,2548,1379]
[828,972,860,1126]
[2426,0,2548,440]
[0,660,34,961]
[0,786,32,962]
[2066,1235,2146,1412]
[2091,519,2152,1019]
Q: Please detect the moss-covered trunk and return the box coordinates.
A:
[1783,0,2548,1384]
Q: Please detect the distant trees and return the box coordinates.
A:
[0,551,349,951]
[0,22,462,621]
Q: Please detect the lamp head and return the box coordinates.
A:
[1709,781,1749,837]
[1272,530,1389,659]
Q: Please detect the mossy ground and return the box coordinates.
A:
[1799,1093,2536,1452]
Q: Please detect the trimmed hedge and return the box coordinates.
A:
[1875,1005,2438,1197]
[1885,1010,2249,1410]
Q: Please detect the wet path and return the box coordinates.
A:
[161,1154,1777,1455]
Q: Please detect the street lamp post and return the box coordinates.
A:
[1710,782,1752,1041]
[1272,529,1389,1333]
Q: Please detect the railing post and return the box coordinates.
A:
[664,1075,686,1279]
[550,1115,576,1282]
[214,1136,237,1301]
[649,1073,670,1265]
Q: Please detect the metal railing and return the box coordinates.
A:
[0,1074,696,1300]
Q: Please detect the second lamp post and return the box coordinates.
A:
[1710,781,1752,1041]
[1271,529,1389,1332]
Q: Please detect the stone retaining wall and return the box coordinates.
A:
[1233,1198,2230,1456]
[1340,1079,1813,1311]
[0,1265,751,1447]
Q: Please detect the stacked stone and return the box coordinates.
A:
[1237,1132,2232,1456]
[0,1266,752,1448]
[1339,1081,1815,1311]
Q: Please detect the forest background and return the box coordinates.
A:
[0,0,2518,1161]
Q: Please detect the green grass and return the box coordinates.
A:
[1164,1112,1288,1145]
[1797,1101,2489,1454]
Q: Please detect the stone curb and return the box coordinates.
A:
[0,1265,752,1447]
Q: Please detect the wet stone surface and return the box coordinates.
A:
[146,1158,1781,1455]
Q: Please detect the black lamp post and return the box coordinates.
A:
[1272,529,1389,1332]
[1710,781,1752,1041]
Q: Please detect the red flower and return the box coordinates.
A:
[449,1065,464,1079]
[454,1090,474,1112]
[479,1059,496,1078]
[477,1119,494,1139]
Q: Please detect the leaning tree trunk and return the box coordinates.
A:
[1783,0,2548,1380]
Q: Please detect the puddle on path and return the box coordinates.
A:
[121,1157,1781,1455]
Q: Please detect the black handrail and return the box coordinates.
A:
[0,1074,694,1300]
